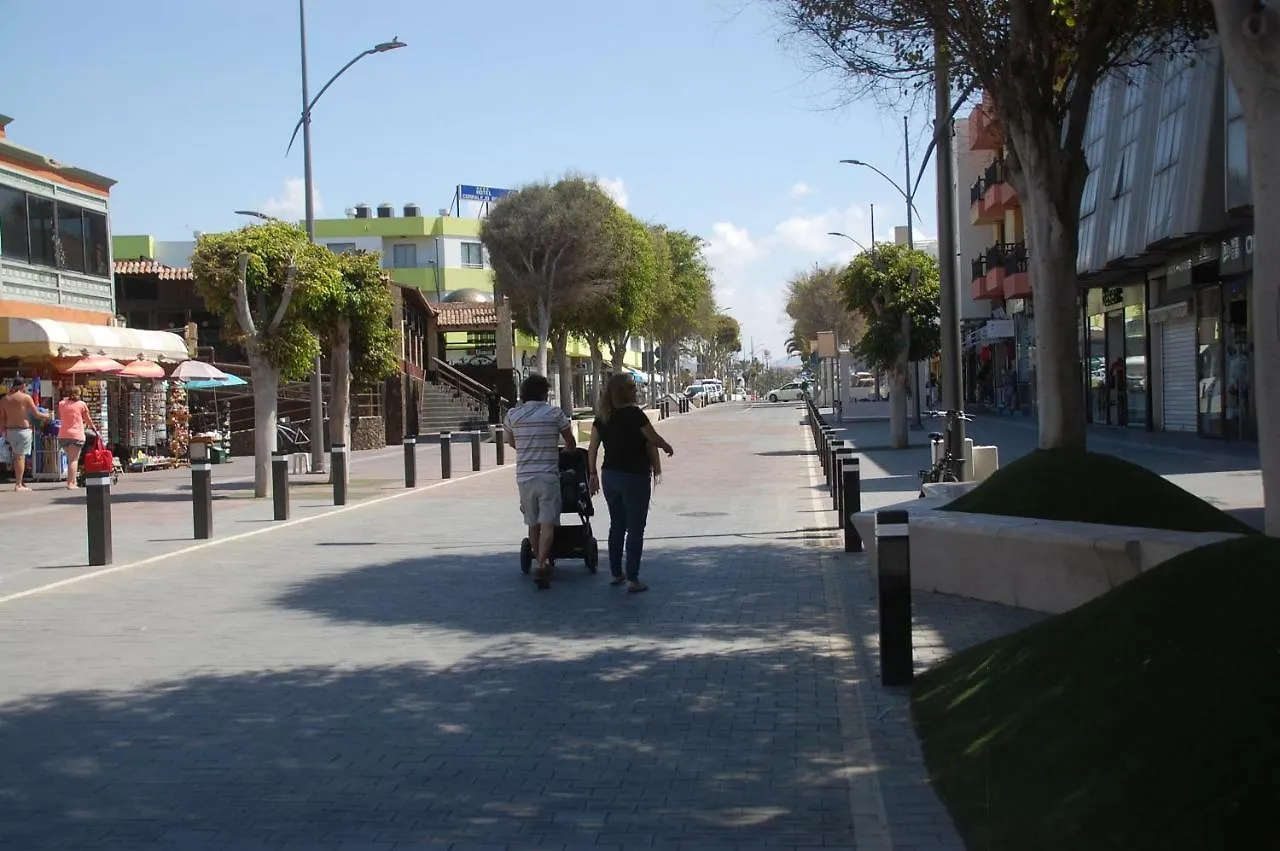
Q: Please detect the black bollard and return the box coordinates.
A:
[331,443,347,506]
[876,509,913,686]
[191,456,213,540]
[404,436,417,488]
[85,472,113,566]
[834,446,854,511]
[495,426,506,466]
[471,430,482,472]
[843,456,863,553]
[272,450,290,521]
[440,430,452,479]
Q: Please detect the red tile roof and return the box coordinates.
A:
[434,301,497,329]
[114,260,194,281]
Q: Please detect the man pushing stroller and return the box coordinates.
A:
[504,374,577,589]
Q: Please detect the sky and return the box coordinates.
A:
[1,0,942,360]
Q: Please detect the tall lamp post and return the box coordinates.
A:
[290,0,405,474]
[841,130,928,429]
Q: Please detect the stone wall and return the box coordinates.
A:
[351,416,386,451]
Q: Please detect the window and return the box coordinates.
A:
[121,278,160,301]
[461,241,484,267]
[1146,56,1191,242]
[1106,67,1148,260]
[84,211,109,277]
[327,242,357,255]
[1077,78,1112,273]
[27,196,56,268]
[0,185,30,262]
[392,243,417,268]
[57,201,86,273]
[1225,77,1250,210]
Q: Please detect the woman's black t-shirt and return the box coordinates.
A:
[594,405,651,475]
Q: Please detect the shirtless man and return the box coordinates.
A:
[0,378,49,491]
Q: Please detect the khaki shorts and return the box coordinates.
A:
[518,474,562,526]
[5,428,33,458]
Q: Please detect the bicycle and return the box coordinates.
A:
[276,417,310,453]
[918,409,975,497]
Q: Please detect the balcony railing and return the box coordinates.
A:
[1002,241,1028,275]
[984,158,1007,189]
[969,177,986,206]
[971,256,988,281]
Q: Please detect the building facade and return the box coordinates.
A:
[960,41,1255,443]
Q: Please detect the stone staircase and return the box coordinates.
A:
[417,381,490,434]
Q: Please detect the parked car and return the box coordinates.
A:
[767,381,809,403]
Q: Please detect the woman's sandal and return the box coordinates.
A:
[626,581,649,594]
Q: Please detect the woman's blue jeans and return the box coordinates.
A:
[601,469,652,581]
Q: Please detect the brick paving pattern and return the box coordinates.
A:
[0,402,1043,850]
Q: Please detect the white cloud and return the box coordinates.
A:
[261,177,322,221]
[790,182,814,198]
[703,222,763,266]
[596,177,629,209]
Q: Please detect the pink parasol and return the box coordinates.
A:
[118,360,166,379]
[60,356,126,375]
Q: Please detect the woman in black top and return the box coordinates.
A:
[587,373,674,593]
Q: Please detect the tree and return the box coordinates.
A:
[312,249,399,489]
[651,230,712,388]
[774,0,1213,451]
[691,308,742,380]
[481,176,616,379]
[839,241,940,448]
[1210,0,1279,533]
[191,222,338,497]
[571,207,659,376]
[785,263,866,352]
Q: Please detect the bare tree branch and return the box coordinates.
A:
[232,253,257,339]
[268,257,297,336]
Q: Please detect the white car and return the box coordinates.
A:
[767,381,809,403]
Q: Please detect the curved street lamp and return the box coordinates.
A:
[286,37,407,156]
[827,231,870,253]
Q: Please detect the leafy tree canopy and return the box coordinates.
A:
[190,221,336,380]
[838,241,940,371]
[572,206,658,348]
[785,262,867,350]
[333,250,400,385]
[653,229,712,344]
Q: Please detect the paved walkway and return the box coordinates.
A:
[0,402,1040,850]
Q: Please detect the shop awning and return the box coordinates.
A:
[0,317,190,363]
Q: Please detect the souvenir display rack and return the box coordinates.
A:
[167,383,190,460]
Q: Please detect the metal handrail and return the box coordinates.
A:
[431,356,490,398]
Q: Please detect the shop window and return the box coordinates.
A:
[27,196,56,268]
[0,185,30,262]
[1196,287,1223,437]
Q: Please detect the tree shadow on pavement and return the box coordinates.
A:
[0,652,861,849]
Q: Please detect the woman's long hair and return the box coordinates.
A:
[596,372,638,424]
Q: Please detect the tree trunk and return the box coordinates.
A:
[1020,176,1088,451]
[588,340,604,407]
[249,352,279,499]
[888,367,908,449]
[535,301,551,376]
[329,317,352,489]
[1212,0,1280,532]
[609,336,628,372]
[551,330,573,414]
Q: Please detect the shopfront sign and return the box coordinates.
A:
[1148,301,1191,324]
[982,319,1015,339]
[1166,240,1220,290]
[1219,231,1253,276]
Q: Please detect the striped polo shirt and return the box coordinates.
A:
[504,401,571,482]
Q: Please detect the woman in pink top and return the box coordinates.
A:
[57,386,97,489]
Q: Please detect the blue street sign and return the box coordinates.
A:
[458,185,512,203]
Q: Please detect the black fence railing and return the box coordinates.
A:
[983,158,1007,188]
[970,256,988,281]
[969,177,985,206]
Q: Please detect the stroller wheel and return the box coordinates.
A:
[585,538,599,573]
[519,538,533,574]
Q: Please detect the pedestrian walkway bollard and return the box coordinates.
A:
[331,442,348,506]
[842,456,862,553]
[876,510,913,686]
[834,445,854,511]
[403,436,417,488]
[85,472,113,566]
[495,426,506,466]
[190,444,213,540]
[272,450,290,521]
[471,430,482,471]
[440,430,452,479]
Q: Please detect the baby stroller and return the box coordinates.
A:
[76,432,121,487]
[520,447,600,576]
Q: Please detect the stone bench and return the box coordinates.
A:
[851,502,1242,614]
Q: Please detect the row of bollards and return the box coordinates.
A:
[806,396,912,687]
[85,426,511,569]
[657,395,693,420]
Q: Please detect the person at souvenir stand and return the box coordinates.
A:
[0,378,51,491]
[56,387,99,489]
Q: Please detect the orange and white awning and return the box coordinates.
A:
[0,317,190,363]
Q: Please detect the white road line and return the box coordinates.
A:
[0,463,514,606]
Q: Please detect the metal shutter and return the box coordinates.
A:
[1161,318,1197,433]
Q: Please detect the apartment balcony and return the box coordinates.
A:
[978,242,1031,301]
[971,159,1018,225]
[1001,242,1031,298]
[967,101,1002,152]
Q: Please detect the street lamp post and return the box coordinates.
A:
[841,131,926,429]
[290,0,405,475]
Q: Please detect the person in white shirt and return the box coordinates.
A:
[503,374,576,589]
